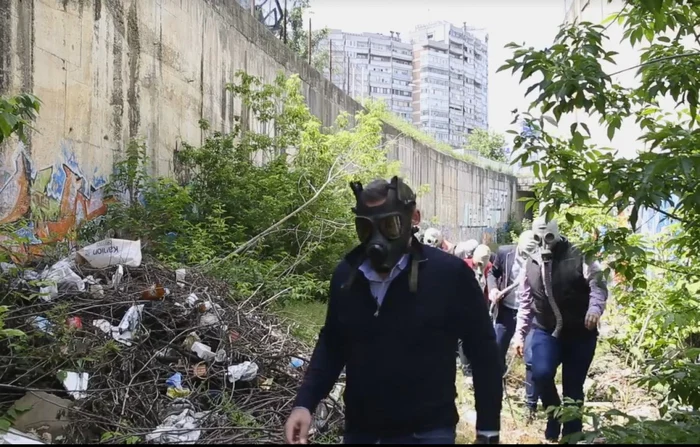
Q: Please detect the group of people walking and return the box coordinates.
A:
[285,177,609,444]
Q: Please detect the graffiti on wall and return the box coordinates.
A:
[0,141,109,244]
[462,188,509,229]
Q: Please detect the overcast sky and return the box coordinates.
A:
[305,0,566,135]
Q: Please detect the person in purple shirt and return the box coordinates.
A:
[513,218,608,443]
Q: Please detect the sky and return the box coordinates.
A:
[304,0,566,134]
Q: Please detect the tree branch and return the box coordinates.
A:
[609,52,700,77]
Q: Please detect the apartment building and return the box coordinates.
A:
[324,30,414,122]
[409,22,489,147]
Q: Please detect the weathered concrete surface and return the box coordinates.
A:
[0,0,520,243]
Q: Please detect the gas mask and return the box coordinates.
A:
[351,177,417,273]
[455,239,479,260]
[517,230,537,260]
[531,218,564,337]
[423,228,443,249]
[472,244,491,288]
[532,218,561,261]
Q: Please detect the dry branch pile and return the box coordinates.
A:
[0,257,343,444]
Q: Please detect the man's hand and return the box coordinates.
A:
[513,338,524,358]
[585,311,600,331]
[488,289,501,303]
[284,407,312,444]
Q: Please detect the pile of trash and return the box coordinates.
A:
[0,239,344,444]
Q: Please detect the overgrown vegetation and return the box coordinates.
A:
[0,93,40,145]
[364,98,514,174]
[502,0,700,442]
[282,0,329,72]
[99,71,398,307]
[464,128,509,162]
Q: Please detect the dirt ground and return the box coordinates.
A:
[454,334,658,445]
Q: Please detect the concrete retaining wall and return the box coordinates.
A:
[0,0,519,244]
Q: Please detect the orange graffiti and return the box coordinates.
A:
[0,146,111,249]
[0,152,31,224]
[35,165,110,243]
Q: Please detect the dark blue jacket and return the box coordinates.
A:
[294,242,503,436]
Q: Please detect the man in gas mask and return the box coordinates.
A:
[285,177,503,445]
[455,239,480,261]
[513,218,608,443]
[487,231,539,419]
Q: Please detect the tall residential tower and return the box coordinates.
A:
[409,22,489,147]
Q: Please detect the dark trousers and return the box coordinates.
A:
[523,329,539,411]
[530,327,597,440]
[344,427,456,444]
[494,304,517,374]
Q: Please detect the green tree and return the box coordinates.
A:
[464,128,508,162]
[283,0,329,72]
[0,93,41,144]
[498,0,700,440]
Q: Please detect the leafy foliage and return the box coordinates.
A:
[283,0,329,72]
[0,93,41,144]
[103,71,398,304]
[500,1,700,441]
[464,128,509,162]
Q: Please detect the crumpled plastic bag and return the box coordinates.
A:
[227,361,259,385]
[59,371,89,400]
[92,305,145,347]
[0,428,44,444]
[39,259,85,301]
[145,401,209,444]
[77,239,142,269]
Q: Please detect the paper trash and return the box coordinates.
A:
[78,239,142,269]
[227,361,259,385]
[0,428,44,444]
[145,404,209,444]
[40,259,85,301]
[59,371,89,400]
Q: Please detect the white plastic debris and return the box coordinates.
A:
[227,361,259,385]
[112,265,124,289]
[115,305,144,346]
[0,262,17,274]
[190,342,226,363]
[185,294,198,307]
[145,407,208,444]
[176,269,186,288]
[78,239,142,269]
[59,371,89,400]
[92,305,144,347]
[39,259,85,301]
[0,428,44,444]
[92,319,112,335]
[199,312,220,327]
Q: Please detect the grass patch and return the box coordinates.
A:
[275,300,327,345]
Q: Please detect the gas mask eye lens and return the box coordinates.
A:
[544,232,555,244]
[354,217,373,243]
[378,215,403,240]
[534,234,541,243]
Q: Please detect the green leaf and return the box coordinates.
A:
[571,132,584,151]
[0,329,25,338]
